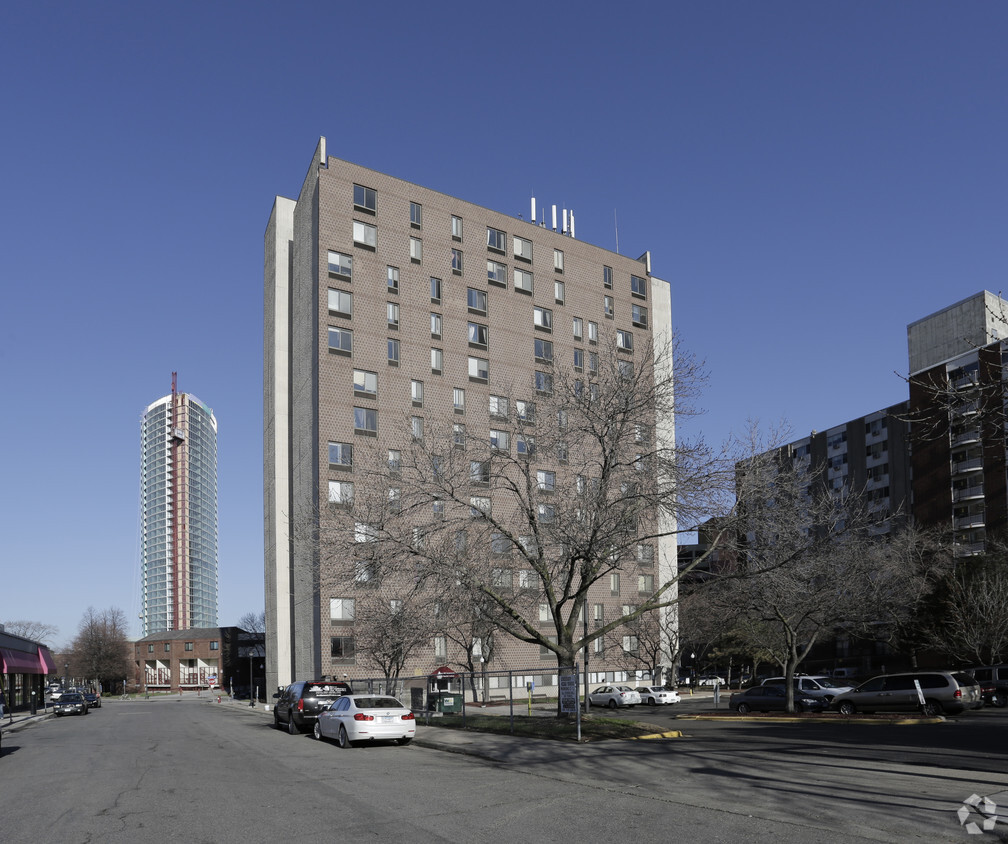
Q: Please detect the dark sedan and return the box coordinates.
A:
[83,692,101,709]
[52,692,89,717]
[729,684,827,714]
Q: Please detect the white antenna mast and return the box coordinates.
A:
[614,209,620,254]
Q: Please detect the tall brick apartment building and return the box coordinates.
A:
[264,138,675,693]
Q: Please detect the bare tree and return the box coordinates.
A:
[238,610,266,633]
[352,589,436,686]
[930,551,1008,665]
[1,619,59,646]
[69,607,131,692]
[314,332,735,708]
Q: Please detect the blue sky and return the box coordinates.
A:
[2,2,1005,647]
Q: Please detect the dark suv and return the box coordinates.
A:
[968,665,1008,707]
[273,680,352,735]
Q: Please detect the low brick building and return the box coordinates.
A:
[133,627,264,697]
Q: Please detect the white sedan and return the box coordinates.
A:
[636,686,681,705]
[314,694,416,747]
[588,685,639,708]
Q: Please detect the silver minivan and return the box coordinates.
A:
[832,671,982,716]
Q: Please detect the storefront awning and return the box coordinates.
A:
[0,647,42,674]
[38,647,57,675]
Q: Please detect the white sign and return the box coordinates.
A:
[559,674,578,713]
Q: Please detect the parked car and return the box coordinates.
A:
[967,665,1008,708]
[615,685,642,705]
[636,686,681,705]
[273,680,353,734]
[761,675,853,703]
[588,685,639,709]
[831,668,858,680]
[314,694,416,747]
[697,674,726,686]
[831,671,982,716]
[83,692,101,709]
[730,685,826,714]
[53,692,89,717]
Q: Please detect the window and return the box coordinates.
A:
[490,429,510,451]
[513,235,532,262]
[518,570,535,589]
[557,440,568,462]
[470,496,491,517]
[451,248,463,274]
[514,268,533,293]
[491,532,511,554]
[185,641,193,652]
[410,201,422,228]
[487,260,507,286]
[573,317,583,340]
[430,276,441,303]
[328,480,354,505]
[328,441,353,467]
[387,301,399,328]
[617,329,634,351]
[603,265,613,288]
[622,635,639,654]
[353,220,376,249]
[411,380,424,406]
[452,215,463,241]
[637,543,654,565]
[534,306,552,331]
[537,470,555,492]
[387,487,401,513]
[327,250,352,279]
[588,351,598,374]
[164,643,170,652]
[331,635,355,661]
[468,356,488,382]
[410,236,422,263]
[387,265,399,293]
[554,249,564,273]
[330,598,355,621]
[554,280,565,304]
[387,338,400,365]
[631,274,647,298]
[328,326,352,355]
[353,407,377,434]
[517,435,535,458]
[328,288,352,318]
[430,347,442,374]
[453,387,465,412]
[453,423,466,447]
[492,568,513,590]
[516,400,535,423]
[468,287,487,314]
[387,449,401,473]
[573,348,584,372]
[538,604,553,622]
[430,312,442,338]
[619,360,634,379]
[632,303,648,328]
[534,338,553,363]
[471,460,490,484]
[638,574,654,593]
[603,295,614,319]
[434,636,447,658]
[588,320,598,344]
[489,395,509,417]
[610,572,620,595]
[353,184,376,213]
[411,416,424,440]
[487,226,506,253]
[535,371,553,394]
[468,322,489,348]
[210,641,218,650]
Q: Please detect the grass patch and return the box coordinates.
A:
[424,712,665,741]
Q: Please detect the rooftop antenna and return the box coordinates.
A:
[614,209,620,254]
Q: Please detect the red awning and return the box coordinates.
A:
[0,647,42,674]
[38,647,57,675]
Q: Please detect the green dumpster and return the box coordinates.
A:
[437,693,461,714]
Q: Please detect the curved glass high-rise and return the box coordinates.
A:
[140,378,218,636]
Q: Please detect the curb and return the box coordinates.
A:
[628,729,685,739]
[677,713,946,725]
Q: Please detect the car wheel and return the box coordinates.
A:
[338,725,352,749]
[736,702,751,714]
[608,699,617,709]
[399,737,412,746]
[647,697,656,705]
[313,722,324,741]
[992,691,1007,708]
[922,700,943,717]
[288,715,299,735]
[838,701,856,716]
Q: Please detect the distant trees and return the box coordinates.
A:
[929,549,1008,665]
[238,610,266,634]
[1,619,59,646]
[69,607,131,691]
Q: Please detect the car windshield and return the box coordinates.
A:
[814,678,840,688]
[353,697,403,709]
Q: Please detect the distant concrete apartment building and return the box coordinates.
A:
[140,374,219,636]
[264,138,675,692]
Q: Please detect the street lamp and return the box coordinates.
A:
[64,662,69,691]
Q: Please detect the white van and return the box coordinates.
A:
[761,675,853,703]
[831,668,857,680]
